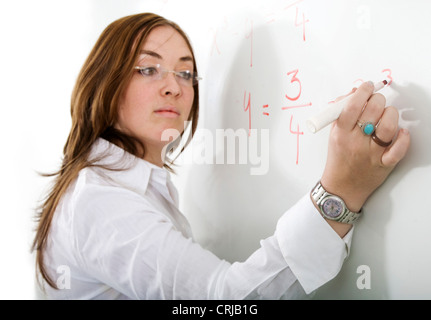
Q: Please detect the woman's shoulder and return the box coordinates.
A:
[72,166,151,209]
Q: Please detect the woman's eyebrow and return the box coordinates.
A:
[140,50,193,63]
[180,56,193,62]
[140,50,162,59]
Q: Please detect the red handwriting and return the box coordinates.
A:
[284,0,304,10]
[243,91,252,136]
[210,28,221,55]
[282,68,309,165]
[294,6,309,42]
[285,69,301,101]
[245,19,253,67]
[266,0,304,24]
[381,68,393,85]
[266,13,276,24]
[233,9,393,167]
[353,68,393,86]
[283,69,312,109]
[289,115,304,165]
[281,102,312,110]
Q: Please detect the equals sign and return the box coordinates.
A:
[262,104,269,116]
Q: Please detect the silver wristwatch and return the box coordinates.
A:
[311,181,362,224]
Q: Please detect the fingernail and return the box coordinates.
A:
[366,80,374,88]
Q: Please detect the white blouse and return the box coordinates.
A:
[43,138,353,299]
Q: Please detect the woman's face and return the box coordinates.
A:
[116,26,195,165]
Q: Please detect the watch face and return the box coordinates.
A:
[322,197,344,219]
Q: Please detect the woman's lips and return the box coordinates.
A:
[154,107,180,118]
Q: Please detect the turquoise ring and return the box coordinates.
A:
[357,121,375,136]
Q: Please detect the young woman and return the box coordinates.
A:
[32,13,410,299]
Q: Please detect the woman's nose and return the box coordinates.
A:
[161,72,182,97]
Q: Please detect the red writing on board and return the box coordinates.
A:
[210,28,221,55]
[353,68,393,86]
[381,68,393,85]
[262,104,269,116]
[245,19,253,67]
[285,69,301,101]
[283,69,312,109]
[284,0,304,10]
[289,115,304,165]
[294,6,309,42]
[243,91,252,136]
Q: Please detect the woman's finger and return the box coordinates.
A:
[381,128,410,168]
[370,106,398,151]
[337,81,375,131]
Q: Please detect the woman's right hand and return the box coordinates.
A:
[320,81,410,215]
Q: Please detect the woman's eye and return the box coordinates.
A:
[140,67,158,76]
[177,71,192,81]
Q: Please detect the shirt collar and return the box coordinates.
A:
[88,138,176,205]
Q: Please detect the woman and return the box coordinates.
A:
[32,13,410,299]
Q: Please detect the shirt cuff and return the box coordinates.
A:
[275,194,354,294]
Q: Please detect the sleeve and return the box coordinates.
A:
[275,194,353,294]
[72,185,352,299]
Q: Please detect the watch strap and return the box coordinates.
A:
[311,181,362,224]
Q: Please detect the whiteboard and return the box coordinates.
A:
[169,0,431,300]
[4,0,430,299]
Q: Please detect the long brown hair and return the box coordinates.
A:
[32,13,200,289]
